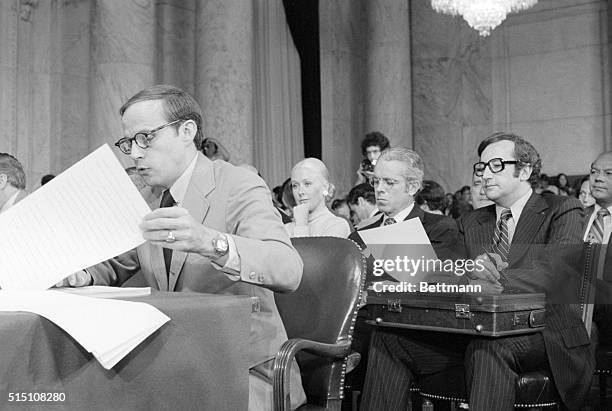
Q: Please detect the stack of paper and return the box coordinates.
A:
[0,290,169,369]
[59,286,152,299]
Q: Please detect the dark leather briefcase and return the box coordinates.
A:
[366,292,546,337]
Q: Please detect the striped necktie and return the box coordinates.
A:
[587,209,610,244]
[383,217,396,226]
[491,209,512,262]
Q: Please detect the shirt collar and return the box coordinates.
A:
[385,203,415,223]
[594,203,612,215]
[168,153,198,205]
[0,190,21,213]
[496,188,532,222]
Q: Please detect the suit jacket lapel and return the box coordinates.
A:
[508,193,547,264]
[473,206,496,254]
[168,153,215,291]
[405,204,425,222]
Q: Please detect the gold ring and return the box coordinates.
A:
[166,231,176,243]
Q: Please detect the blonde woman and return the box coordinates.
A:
[285,158,351,238]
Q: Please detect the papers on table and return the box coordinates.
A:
[0,290,169,369]
[0,144,151,290]
[58,286,152,299]
[358,217,438,284]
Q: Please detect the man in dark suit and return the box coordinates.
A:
[360,133,592,411]
[348,147,458,399]
[60,85,306,410]
[586,151,612,344]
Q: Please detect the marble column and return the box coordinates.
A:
[195,0,254,165]
[156,0,196,95]
[319,0,367,195]
[364,0,412,148]
[89,0,156,165]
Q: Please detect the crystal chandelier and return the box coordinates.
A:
[431,0,538,36]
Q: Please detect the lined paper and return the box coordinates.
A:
[0,144,151,290]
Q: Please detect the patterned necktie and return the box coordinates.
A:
[160,190,176,276]
[383,217,396,226]
[587,208,610,243]
[491,209,512,262]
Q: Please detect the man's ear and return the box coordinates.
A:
[180,119,197,143]
[357,197,366,207]
[0,174,7,189]
[407,180,420,196]
[518,165,533,182]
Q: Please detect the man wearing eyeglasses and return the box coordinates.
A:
[360,133,591,411]
[586,151,612,355]
[63,84,306,410]
[348,147,458,403]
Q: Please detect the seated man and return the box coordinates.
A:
[0,153,27,213]
[64,85,306,410]
[360,133,592,411]
[346,182,379,229]
[347,147,458,396]
[585,151,612,344]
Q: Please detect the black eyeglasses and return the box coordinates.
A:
[114,120,181,155]
[473,158,519,177]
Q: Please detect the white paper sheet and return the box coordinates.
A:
[0,144,151,290]
[58,286,152,299]
[358,217,439,284]
[0,290,170,369]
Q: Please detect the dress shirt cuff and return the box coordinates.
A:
[211,234,241,281]
[292,224,310,238]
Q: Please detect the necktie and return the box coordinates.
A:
[383,217,396,226]
[491,209,512,262]
[160,190,176,276]
[587,209,610,244]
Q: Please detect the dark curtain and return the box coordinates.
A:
[282,0,321,159]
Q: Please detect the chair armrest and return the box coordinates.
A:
[273,338,352,411]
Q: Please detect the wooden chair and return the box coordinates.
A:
[272,237,366,411]
[418,241,599,410]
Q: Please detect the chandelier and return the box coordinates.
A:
[431,0,538,36]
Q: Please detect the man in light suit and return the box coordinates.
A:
[361,133,592,411]
[65,85,306,410]
[0,153,27,213]
[586,151,612,345]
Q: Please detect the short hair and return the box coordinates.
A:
[291,158,335,201]
[40,174,55,185]
[0,153,26,190]
[378,147,425,186]
[331,198,347,211]
[477,132,541,184]
[361,131,390,156]
[415,180,445,211]
[347,183,376,206]
[120,84,204,150]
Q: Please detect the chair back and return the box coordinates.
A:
[275,237,366,405]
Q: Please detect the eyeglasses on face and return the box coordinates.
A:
[114,119,182,155]
[370,177,402,189]
[473,158,519,177]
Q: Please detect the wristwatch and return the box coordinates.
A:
[211,234,229,258]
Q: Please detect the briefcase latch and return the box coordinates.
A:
[386,299,403,313]
[455,304,471,319]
